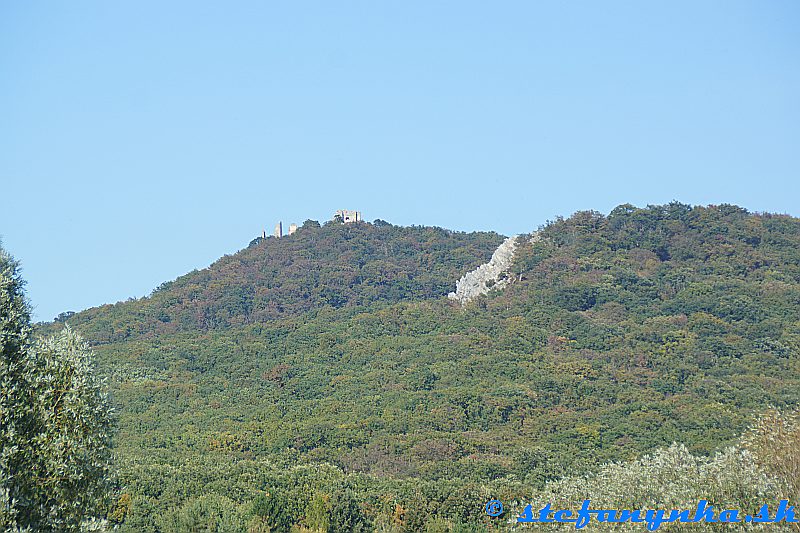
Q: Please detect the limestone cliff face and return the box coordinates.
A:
[448,235,519,305]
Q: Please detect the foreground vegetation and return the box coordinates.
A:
[114,407,800,531]
[13,203,800,530]
[506,407,799,531]
[1,247,114,531]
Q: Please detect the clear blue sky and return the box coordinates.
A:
[1,1,798,322]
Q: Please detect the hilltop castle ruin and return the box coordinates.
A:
[268,221,298,239]
[334,210,362,223]
[261,209,362,241]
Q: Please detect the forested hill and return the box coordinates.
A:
[43,221,503,342]
[37,203,800,531]
[508,202,800,323]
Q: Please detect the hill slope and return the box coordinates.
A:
[43,204,800,531]
[47,221,503,342]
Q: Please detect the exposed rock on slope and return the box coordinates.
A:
[448,235,519,305]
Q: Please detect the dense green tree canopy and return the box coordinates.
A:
[42,223,503,342]
[28,206,800,530]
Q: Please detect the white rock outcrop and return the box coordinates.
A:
[448,236,519,305]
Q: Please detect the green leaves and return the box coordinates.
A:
[26,328,114,530]
[1,246,114,532]
[1,245,35,530]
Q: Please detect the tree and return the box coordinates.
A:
[159,494,246,532]
[54,311,76,323]
[329,489,370,532]
[1,245,114,531]
[1,245,33,529]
